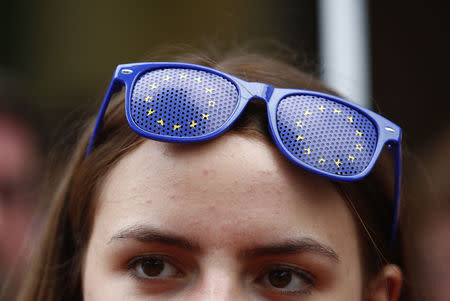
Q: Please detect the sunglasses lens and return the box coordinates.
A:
[276,95,378,176]
[130,68,239,138]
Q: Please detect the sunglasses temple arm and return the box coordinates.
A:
[390,140,402,244]
[85,78,123,158]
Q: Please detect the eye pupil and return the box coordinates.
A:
[268,269,292,288]
[142,258,164,276]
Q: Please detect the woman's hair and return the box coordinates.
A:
[16,45,404,301]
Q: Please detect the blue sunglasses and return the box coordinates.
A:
[87,62,402,243]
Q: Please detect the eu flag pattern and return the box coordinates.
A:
[277,95,378,176]
[130,68,239,138]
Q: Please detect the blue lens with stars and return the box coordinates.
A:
[130,68,239,138]
[129,67,378,177]
[276,94,378,176]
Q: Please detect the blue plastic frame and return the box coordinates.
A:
[86,62,402,243]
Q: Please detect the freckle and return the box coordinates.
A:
[203,168,216,178]
[145,199,153,205]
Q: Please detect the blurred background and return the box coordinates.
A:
[1,0,449,300]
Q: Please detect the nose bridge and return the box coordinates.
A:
[244,82,274,103]
[187,263,248,301]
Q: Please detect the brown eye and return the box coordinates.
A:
[268,269,292,288]
[142,258,165,277]
[259,266,314,294]
[130,256,180,279]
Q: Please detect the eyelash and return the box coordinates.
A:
[127,255,315,295]
[256,264,315,295]
[127,254,184,281]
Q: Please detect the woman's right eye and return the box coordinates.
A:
[129,256,182,280]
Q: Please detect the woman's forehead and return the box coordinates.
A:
[96,134,358,253]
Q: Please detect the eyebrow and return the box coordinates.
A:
[239,238,340,262]
[109,225,201,252]
[109,225,339,262]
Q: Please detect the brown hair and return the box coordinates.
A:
[16,46,403,300]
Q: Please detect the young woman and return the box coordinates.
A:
[18,50,404,300]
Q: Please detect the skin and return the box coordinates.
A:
[82,134,400,300]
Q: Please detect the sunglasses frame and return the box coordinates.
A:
[87,62,402,243]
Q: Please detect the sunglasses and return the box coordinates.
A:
[86,62,402,243]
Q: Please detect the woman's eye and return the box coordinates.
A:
[129,256,181,279]
[259,266,314,294]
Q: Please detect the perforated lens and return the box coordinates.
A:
[130,68,239,138]
[276,95,378,176]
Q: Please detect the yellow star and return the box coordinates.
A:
[355,144,363,151]
[145,96,153,102]
[347,116,354,123]
[318,158,326,164]
[355,130,363,137]
[157,119,164,126]
[205,88,214,93]
[334,159,342,167]
[179,73,187,79]
[208,100,215,107]
[195,77,201,83]
[304,148,311,155]
[164,75,171,81]
[296,135,304,141]
[318,105,325,112]
[190,121,197,128]
[348,155,355,162]
[296,121,303,127]
[151,83,158,90]
[202,113,210,120]
[173,124,181,131]
[304,110,312,116]
[146,109,155,116]
[333,108,341,114]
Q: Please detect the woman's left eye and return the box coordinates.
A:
[129,256,181,279]
[258,266,314,294]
